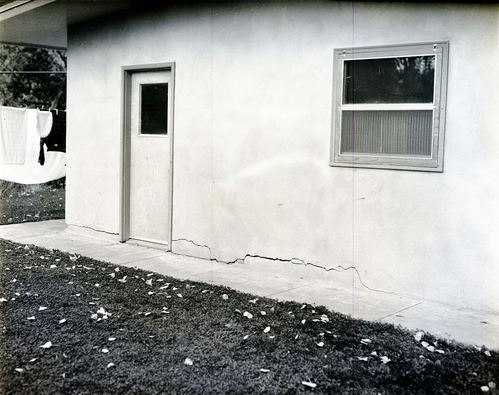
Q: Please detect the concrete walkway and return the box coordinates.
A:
[1,219,498,350]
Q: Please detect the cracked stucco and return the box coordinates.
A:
[172,238,392,294]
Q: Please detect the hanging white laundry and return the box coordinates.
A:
[0,106,28,164]
[37,110,53,138]
[0,108,66,184]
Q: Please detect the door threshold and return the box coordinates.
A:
[127,238,170,251]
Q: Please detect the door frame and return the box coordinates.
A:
[119,62,175,247]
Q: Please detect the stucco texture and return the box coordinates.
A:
[66,2,499,313]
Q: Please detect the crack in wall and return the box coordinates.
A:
[172,238,392,294]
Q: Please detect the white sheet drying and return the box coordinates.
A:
[0,108,65,184]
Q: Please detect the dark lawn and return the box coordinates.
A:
[0,179,65,225]
[0,240,497,394]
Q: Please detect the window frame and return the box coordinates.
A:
[330,42,449,172]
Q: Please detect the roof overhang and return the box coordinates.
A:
[0,0,135,49]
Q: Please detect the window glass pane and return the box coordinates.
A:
[341,110,432,156]
[140,83,168,135]
[343,56,435,104]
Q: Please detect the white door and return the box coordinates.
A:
[129,70,172,246]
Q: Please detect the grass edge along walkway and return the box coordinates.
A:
[0,239,498,394]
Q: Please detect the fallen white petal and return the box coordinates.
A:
[302,381,317,388]
[108,337,116,341]
[102,348,109,353]
[59,319,67,324]
[144,312,151,316]
[107,362,115,368]
[481,386,490,392]
[243,335,249,340]
[177,294,183,298]
[29,358,38,363]
[301,319,306,324]
[370,351,378,356]
[260,311,266,316]
[489,382,496,389]
[414,331,424,342]
[263,326,271,333]
[145,279,153,286]
[91,314,98,320]
[243,311,253,319]
[184,358,193,366]
[222,294,229,300]
[15,368,24,373]
[0,297,7,303]
[40,341,52,349]
[426,345,435,352]
[260,368,270,373]
[421,341,430,348]
[357,357,368,361]
[317,342,324,347]
[249,298,258,304]
[435,349,445,354]
[27,316,35,321]
[361,338,372,344]
[38,306,48,311]
[484,350,491,357]
[380,356,391,364]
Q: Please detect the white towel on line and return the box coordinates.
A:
[37,110,53,138]
[0,106,28,164]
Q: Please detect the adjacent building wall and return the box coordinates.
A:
[67,2,499,313]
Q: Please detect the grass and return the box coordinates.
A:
[0,178,65,225]
[0,179,497,393]
[0,240,498,394]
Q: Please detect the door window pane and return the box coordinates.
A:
[140,83,168,135]
[343,56,435,104]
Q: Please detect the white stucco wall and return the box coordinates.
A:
[66,2,499,313]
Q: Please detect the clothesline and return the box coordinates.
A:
[0,71,66,74]
[0,104,66,113]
